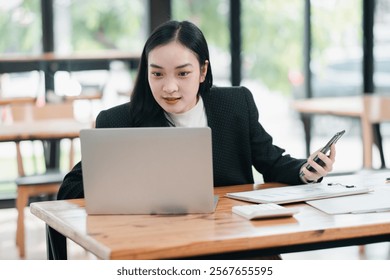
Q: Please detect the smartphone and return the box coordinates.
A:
[305,130,345,172]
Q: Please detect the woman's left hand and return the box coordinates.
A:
[300,144,336,183]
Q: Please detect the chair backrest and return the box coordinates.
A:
[9,101,76,176]
[0,97,36,123]
[10,102,74,122]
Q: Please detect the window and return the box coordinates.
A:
[172,0,230,86]
[52,0,146,100]
[374,0,390,94]
[0,0,42,55]
[242,0,304,95]
[0,1,42,99]
[53,0,147,54]
[309,0,362,137]
[310,0,362,99]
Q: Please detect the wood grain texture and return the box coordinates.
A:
[31,179,390,260]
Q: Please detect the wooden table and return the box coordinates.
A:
[30,172,390,260]
[0,119,91,142]
[0,118,91,172]
[292,95,390,169]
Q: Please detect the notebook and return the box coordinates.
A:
[225,183,372,205]
[80,127,218,215]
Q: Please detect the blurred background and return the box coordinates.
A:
[0,0,389,259]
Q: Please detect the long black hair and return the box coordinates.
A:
[129,20,213,127]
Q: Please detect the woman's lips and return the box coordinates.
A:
[163,96,181,104]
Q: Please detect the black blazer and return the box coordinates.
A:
[58,86,306,199]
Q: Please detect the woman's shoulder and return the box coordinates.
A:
[205,86,254,107]
[202,86,256,119]
[103,102,130,113]
[209,85,252,96]
[96,102,131,128]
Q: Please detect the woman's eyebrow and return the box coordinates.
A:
[149,63,163,69]
[175,63,192,69]
[149,63,193,69]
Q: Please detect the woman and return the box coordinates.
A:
[58,20,335,200]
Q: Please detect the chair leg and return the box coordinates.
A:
[15,182,61,258]
[16,187,29,258]
[15,142,25,177]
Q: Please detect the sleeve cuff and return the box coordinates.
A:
[300,175,323,184]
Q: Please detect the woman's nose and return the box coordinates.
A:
[162,78,178,94]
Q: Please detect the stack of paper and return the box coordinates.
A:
[225,183,372,204]
[307,187,390,214]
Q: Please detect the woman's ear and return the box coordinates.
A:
[199,60,209,83]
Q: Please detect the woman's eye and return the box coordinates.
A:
[178,72,190,77]
[151,72,162,77]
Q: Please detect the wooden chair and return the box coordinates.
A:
[362,95,390,168]
[15,173,64,258]
[10,101,75,258]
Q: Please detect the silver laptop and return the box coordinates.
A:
[80,127,217,215]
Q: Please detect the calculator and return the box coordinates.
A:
[232,203,300,220]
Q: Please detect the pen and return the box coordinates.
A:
[386,177,390,184]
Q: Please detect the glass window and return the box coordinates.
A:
[241,0,305,179]
[0,1,43,198]
[374,0,390,168]
[310,0,363,172]
[172,0,230,86]
[0,1,42,99]
[53,0,147,54]
[0,0,42,55]
[52,0,146,104]
[374,0,390,94]
[242,0,304,96]
[310,0,362,99]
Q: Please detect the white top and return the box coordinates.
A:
[165,96,208,127]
